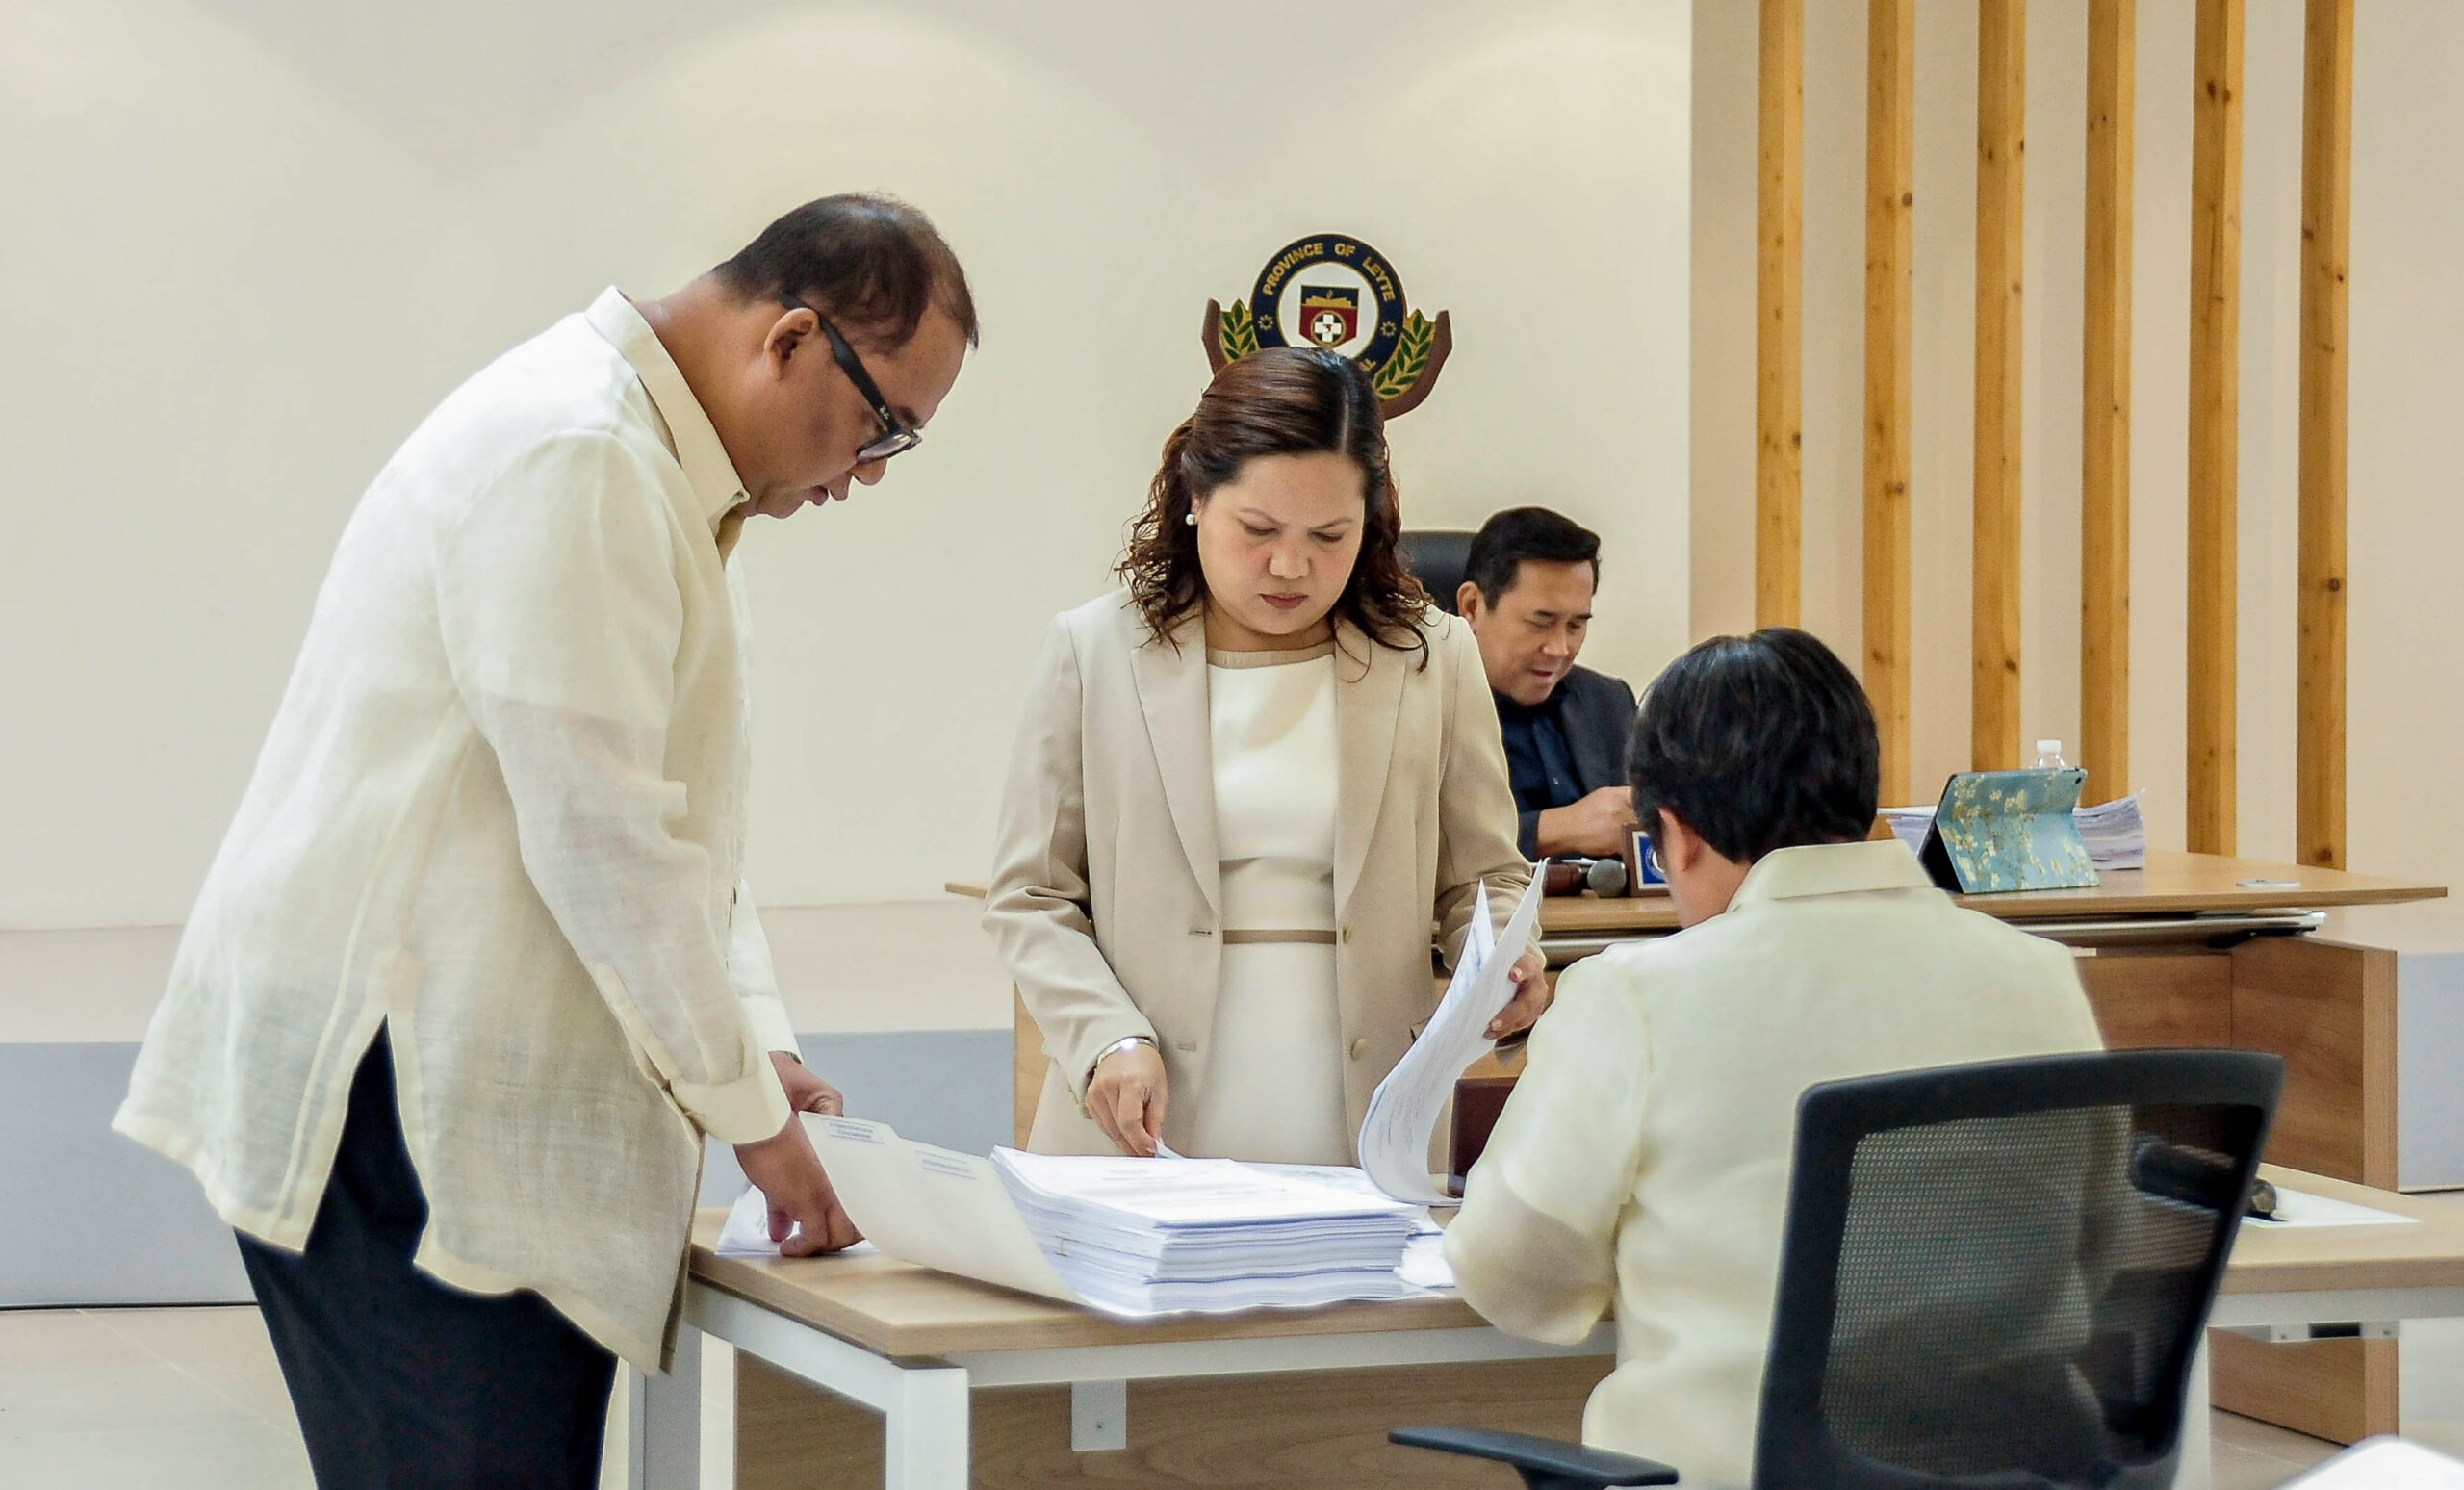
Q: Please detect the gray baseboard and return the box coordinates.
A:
[695,1030,1014,1204]
[0,1041,251,1307]
[0,1030,1010,1308]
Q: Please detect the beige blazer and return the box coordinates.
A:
[984,590,1535,1156]
[1444,841,2106,1487]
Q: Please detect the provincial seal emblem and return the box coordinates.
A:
[1297,286,1360,347]
[1202,233,1453,418]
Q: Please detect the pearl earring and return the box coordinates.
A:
[1184,510,1198,527]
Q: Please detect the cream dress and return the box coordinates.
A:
[1186,641,1349,1165]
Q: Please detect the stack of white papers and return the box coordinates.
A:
[1251,1162,1454,1291]
[801,1116,1427,1318]
[990,1148,1419,1314]
[1878,807,1936,856]
[2072,792,2147,869]
[766,872,1545,1317]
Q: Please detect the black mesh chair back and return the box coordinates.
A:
[1399,529,1477,613]
[1752,1049,2281,1490]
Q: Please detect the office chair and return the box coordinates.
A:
[1399,529,1479,614]
[1393,1048,2283,1489]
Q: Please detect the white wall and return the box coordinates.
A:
[0,0,1692,929]
[1693,0,2464,898]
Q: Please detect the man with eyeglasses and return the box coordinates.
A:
[115,193,975,1487]
[1456,506,1640,861]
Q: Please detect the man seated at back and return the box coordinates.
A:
[1456,507,1638,860]
[1444,628,2106,1488]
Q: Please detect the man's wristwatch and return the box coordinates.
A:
[1087,1035,1159,1090]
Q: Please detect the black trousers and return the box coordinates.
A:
[239,1027,620,1490]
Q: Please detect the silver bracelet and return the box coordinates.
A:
[1087,1035,1158,1090]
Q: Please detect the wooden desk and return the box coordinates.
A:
[2223,1166,2464,1303]
[640,1167,2464,1490]
[1534,850,2442,936]
[673,1214,1615,1490]
[957,854,2449,1441]
[952,853,2444,941]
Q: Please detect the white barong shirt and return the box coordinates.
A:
[115,289,797,1371]
[1444,841,2107,1486]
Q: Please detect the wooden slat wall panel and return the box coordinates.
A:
[2187,0,2245,854]
[1972,0,2027,772]
[2081,0,2137,806]
[1864,0,1916,806]
[2297,0,2354,869]
[1757,0,1805,628]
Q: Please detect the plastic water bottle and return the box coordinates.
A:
[2034,739,2070,770]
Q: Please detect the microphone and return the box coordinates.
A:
[1541,858,1630,897]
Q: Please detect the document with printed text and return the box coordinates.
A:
[1355,870,1548,1206]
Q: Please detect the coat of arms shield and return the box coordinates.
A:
[1296,286,1360,347]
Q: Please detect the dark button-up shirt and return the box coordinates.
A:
[1496,691,1584,859]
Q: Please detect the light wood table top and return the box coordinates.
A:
[690,1213,1490,1358]
[2228,1166,2464,1297]
[951,852,2442,940]
[690,1166,2464,1361]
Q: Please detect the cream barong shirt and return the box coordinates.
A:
[115,289,798,1372]
[1445,841,2105,1487]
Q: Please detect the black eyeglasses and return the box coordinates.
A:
[778,293,922,463]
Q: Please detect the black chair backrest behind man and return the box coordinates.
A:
[1399,529,1478,614]
[1393,1048,2282,1490]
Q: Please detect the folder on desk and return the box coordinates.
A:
[805,1117,1080,1303]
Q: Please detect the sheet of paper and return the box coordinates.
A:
[2284,1437,2464,1488]
[1399,1234,1456,1292]
[2243,1186,2422,1230]
[993,1148,1414,1228]
[1355,872,1548,1205]
[804,1115,1080,1303]
[1245,1162,1442,1234]
[712,1185,881,1258]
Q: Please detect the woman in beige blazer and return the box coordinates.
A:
[985,347,1545,1163]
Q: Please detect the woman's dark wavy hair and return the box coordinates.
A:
[1117,347,1430,658]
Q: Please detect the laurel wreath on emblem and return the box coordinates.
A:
[1371,312,1440,403]
[1213,300,1260,362]
[1200,234,1452,420]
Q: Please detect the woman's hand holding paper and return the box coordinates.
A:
[1485,948,1553,1041]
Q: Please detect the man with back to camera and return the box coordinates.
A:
[1455,506,1640,860]
[1442,628,2106,1486]
[112,194,975,1487]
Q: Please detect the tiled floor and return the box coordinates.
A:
[0,1306,312,1486]
[0,1304,752,1489]
[0,1303,2403,1488]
